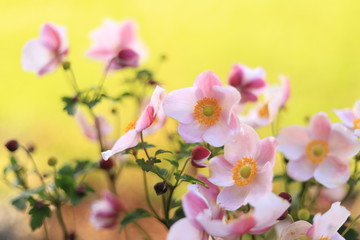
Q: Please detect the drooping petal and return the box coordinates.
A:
[277,126,310,160]
[194,71,222,97]
[178,122,207,143]
[40,23,65,52]
[22,40,55,75]
[163,87,197,124]
[287,156,316,181]
[228,215,257,236]
[309,112,332,140]
[314,157,350,188]
[182,190,209,220]
[196,174,220,204]
[208,156,234,187]
[136,105,155,131]
[224,123,260,165]
[328,123,360,160]
[217,185,251,211]
[334,109,356,128]
[255,137,277,168]
[101,130,139,160]
[167,218,207,240]
[310,202,350,240]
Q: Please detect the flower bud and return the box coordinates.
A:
[62,61,71,70]
[48,157,58,167]
[76,184,87,196]
[67,231,76,240]
[297,208,310,220]
[27,144,35,153]
[278,192,292,203]
[35,201,45,209]
[99,158,114,170]
[191,145,211,168]
[154,182,168,195]
[117,48,139,68]
[5,140,19,152]
[89,191,124,229]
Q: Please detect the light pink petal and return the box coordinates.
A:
[277,126,310,160]
[246,162,273,204]
[311,202,350,239]
[255,137,277,168]
[331,233,346,240]
[309,112,332,140]
[228,64,244,87]
[119,20,136,47]
[101,130,139,160]
[75,111,97,141]
[183,190,209,219]
[334,109,356,128]
[163,87,197,124]
[228,215,257,235]
[213,85,241,123]
[194,71,222,97]
[149,86,166,114]
[96,116,113,136]
[251,193,290,234]
[241,91,258,103]
[314,157,350,188]
[224,123,260,165]
[40,23,62,51]
[196,210,232,238]
[22,40,55,75]
[279,220,311,240]
[136,105,155,131]
[217,185,251,211]
[353,99,360,116]
[328,123,360,160]
[196,174,220,204]
[208,156,234,187]
[167,218,207,240]
[355,129,360,137]
[178,122,207,143]
[203,119,235,147]
[287,156,316,181]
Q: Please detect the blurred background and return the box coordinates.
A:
[1,0,360,239]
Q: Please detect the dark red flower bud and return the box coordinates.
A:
[5,140,19,152]
[191,145,211,168]
[67,231,76,240]
[278,192,292,203]
[76,184,87,196]
[27,144,35,153]
[35,201,45,209]
[117,48,139,68]
[154,182,168,195]
[99,158,114,170]
[278,210,288,220]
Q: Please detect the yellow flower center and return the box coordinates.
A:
[125,117,139,132]
[232,157,257,187]
[258,104,269,118]
[193,98,222,126]
[306,140,329,163]
[319,237,330,240]
[353,118,360,129]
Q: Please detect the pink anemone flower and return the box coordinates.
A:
[87,19,147,71]
[228,64,267,103]
[241,76,290,129]
[208,124,277,210]
[101,86,165,160]
[22,23,68,76]
[75,110,112,142]
[279,202,350,240]
[163,71,241,147]
[334,99,360,137]
[89,191,124,229]
[277,112,360,188]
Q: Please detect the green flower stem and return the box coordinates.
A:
[55,203,68,240]
[342,214,360,237]
[21,146,46,186]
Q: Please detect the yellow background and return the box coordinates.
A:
[2,0,360,190]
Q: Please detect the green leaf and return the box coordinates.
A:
[29,205,51,230]
[168,207,185,227]
[62,97,77,115]
[176,174,207,187]
[339,225,359,240]
[11,197,27,210]
[164,159,179,168]
[155,149,172,156]
[120,209,152,229]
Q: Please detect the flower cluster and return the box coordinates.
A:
[5,19,359,240]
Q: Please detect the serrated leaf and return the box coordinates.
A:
[62,97,77,115]
[178,174,207,187]
[155,149,172,156]
[120,209,151,229]
[29,205,51,230]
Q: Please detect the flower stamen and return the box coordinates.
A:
[353,118,360,129]
[193,98,222,126]
[258,104,269,118]
[306,140,329,163]
[232,157,257,187]
[125,117,139,132]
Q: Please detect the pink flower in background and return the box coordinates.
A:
[334,99,360,137]
[75,110,112,142]
[241,76,290,128]
[209,124,277,210]
[22,23,68,76]
[89,191,124,229]
[163,71,241,147]
[101,86,165,160]
[87,19,147,70]
[191,145,211,168]
[277,112,360,188]
[279,202,350,240]
[228,64,267,103]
